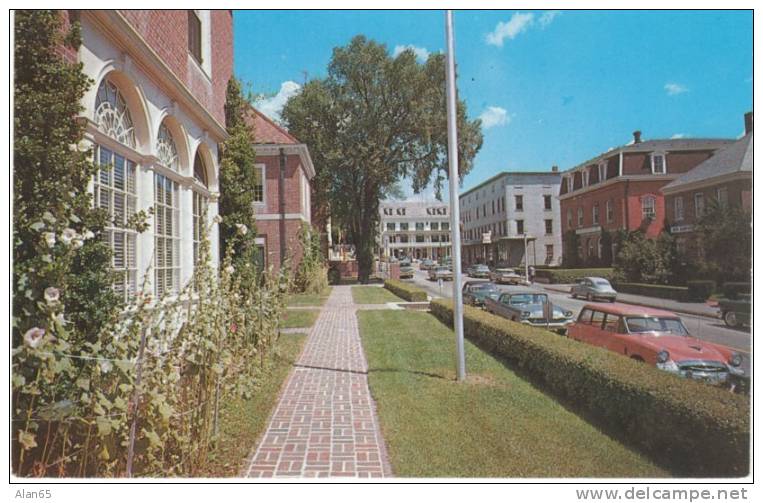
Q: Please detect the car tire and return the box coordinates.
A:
[724,311,739,328]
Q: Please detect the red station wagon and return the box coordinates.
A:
[567,303,745,388]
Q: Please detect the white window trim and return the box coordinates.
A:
[694,193,705,218]
[253,163,266,206]
[598,162,607,182]
[592,204,600,224]
[651,152,667,174]
[606,199,614,223]
[642,195,656,220]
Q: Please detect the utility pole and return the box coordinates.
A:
[445,10,466,382]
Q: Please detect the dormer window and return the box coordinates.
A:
[582,169,589,187]
[651,153,666,174]
[598,162,607,182]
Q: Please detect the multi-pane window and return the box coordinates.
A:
[386,222,396,231]
[155,174,180,297]
[652,153,666,174]
[544,195,552,210]
[400,222,409,231]
[606,200,614,223]
[516,220,524,235]
[716,187,728,208]
[253,165,265,203]
[157,123,179,171]
[592,203,600,224]
[694,193,705,218]
[674,197,684,221]
[545,219,553,235]
[188,10,203,64]
[642,196,656,220]
[515,195,523,211]
[415,222,425,231]
[441,222,449,231]
[415,235,425,243]
[577,207,584,227]
[430,222,439,231]
[192,151,208,266]
[94,145,137,302]
[545,245,554,264]
[94,79,136,148]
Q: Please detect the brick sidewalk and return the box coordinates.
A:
[246,286,392,478]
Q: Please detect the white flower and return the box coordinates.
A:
[43,232,56,248]
[44,287,60,304]
[60,228,76,245]
[225,265,235,274]
[82,230,95,240]
[212,215,223,224]
[23,327,45,349]
[99,360,113,374]
[72,239,84,249]
[235,223,248,236]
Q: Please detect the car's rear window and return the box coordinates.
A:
[594,279,611,286]
[625,317,688,335]
[508,294,546,305]
[473,283,497,291]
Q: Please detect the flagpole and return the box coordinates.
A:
[445,9,466,382]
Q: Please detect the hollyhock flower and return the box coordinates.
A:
[225,265,235,274]
[61,228,76,245]
[82,230,95,240]
[99,360,113,374]
[235,223,248,236]
[212,215,223,224]
[44,287,60,304]
[72,239,84,249]
[43,232,56,248]
[230,323,238,334]
[23,327,45,349]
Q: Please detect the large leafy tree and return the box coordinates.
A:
[694,199,752,282]
[282,36,483,282]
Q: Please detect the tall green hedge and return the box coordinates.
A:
[384,279,427,302]
[430,299,749,477]
[534,268,615,284]
[616,283,689,302]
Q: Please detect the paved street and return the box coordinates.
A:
[407,268,752,376]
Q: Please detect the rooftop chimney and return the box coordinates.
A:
[551,165,559,172]
[744,112,753,135]
[633,130,642,144]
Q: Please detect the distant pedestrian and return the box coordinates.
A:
[528,265,536,283]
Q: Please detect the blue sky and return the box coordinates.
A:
[234,10,752,199]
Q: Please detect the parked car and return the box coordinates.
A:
[399,265,414,279]
[489,267,525,285]
[399,257,412,267]
[462,281,501,307]
[567,303,746,389]
[428,266,453,281]
[420,259,436,271]
[484,291,574,334]
[467,264,491,278]
[718,295,751,328]
[570,277,617,302]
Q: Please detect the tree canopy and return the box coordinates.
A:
[281,36,483,281]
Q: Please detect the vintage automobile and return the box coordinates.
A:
[567,303,746,389]
[467,264,491,278]
[570,277,617,302]
[489,267,525,285]
[462,281,501,307]
[399,265,415,280]
[428,266,453,281]
[484,291,574,334]
[399,257,412,267]
[420,259,436,271]
[718,295,751,328]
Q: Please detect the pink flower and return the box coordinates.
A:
[23,327,45,348]
[230,323,238,334]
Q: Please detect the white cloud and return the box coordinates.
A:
[253,81,301,123]
[485,13,535,47]
[664,82,688,96]
[539,10,561,28]
[393,44,430,62]
[671,133,686,139]
[479,106,511,129]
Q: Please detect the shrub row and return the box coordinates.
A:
[534,267,615,284]
[686,280,716,302]
[384,279,428,302]
[616,282,689,302]
[723,282,751,299]
[429,299,749,477]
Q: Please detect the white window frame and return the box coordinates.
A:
[716,186,728,208]
[651,152,667,174]
[694,193,705,218]
[606,199,614,223]
[577,207,584,227]
[641,195,656,220]
[592,203,600,225]
[253,163,266,205]
[674,197,684,222]
[154,173,180,298]
[598,162,607,182]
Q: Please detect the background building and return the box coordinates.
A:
[378,201,452,260]
[67,10,232,300]
[459,170,562,267]
[246,107,316,271]
[558,132,733,265]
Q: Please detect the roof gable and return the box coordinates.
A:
[662,133,752,191]
[244,106,300,145]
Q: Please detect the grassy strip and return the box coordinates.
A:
[201,333,306,476]
[358,310,668,478]
[280,309,319,329]
[351,285,404,304]
[287,289,331,307]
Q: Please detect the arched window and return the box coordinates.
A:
[192,150,209,266]
[156,122,179,171]
[94,79,136,148]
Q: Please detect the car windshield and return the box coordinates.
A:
[508,294,547,305]
[473,283,498,291]
[593,279,611,287]
[625,317,688,335]
[476,265,489,271]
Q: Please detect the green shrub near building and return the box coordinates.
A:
[686,280,717,302]
[430,299,749,477]
[615,282,689,302]
[534,267,615,284]
[384,279,428,302]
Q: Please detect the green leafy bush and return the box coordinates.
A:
[430,299,749,477]
[384,279,427,302]
[616,283,689,302]
[687,280,716,302]
[534,268,615,284]
[722,282,751,300]
[293,222,329,295]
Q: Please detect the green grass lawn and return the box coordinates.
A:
[351,286,404,304]
[202,333,306,476]
[280,309,319,329]
[358,310,669,478]
[287,289,331,307]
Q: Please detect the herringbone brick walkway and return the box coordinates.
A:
[246,286,392,478]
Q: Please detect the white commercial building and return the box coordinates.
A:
[378,201,452,260]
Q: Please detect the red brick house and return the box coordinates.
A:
[245,107,316,271]
[558,132,733,264]
[662,114,752,257]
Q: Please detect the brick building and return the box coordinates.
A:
[459,170,562,267]
[66,10,233,300]
[245,107,316,271]
[662,114,753,257]
[558,132,733,264]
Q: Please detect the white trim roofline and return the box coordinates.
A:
[661,171,752,195]
[255,144,316,180]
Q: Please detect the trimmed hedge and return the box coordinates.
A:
[687,280,716,302]
[616,283,689,302]
[430,299,749,477]
[384,279,428,302]
[723,282,751,300]
[534,268,615,284]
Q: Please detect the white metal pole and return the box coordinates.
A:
[524,234,529,282]
[445,9,466,382]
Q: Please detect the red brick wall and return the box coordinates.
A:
[256,220,305,271]
[664,177,753,227]
[254,153,306,215]
[118,10,232,126]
